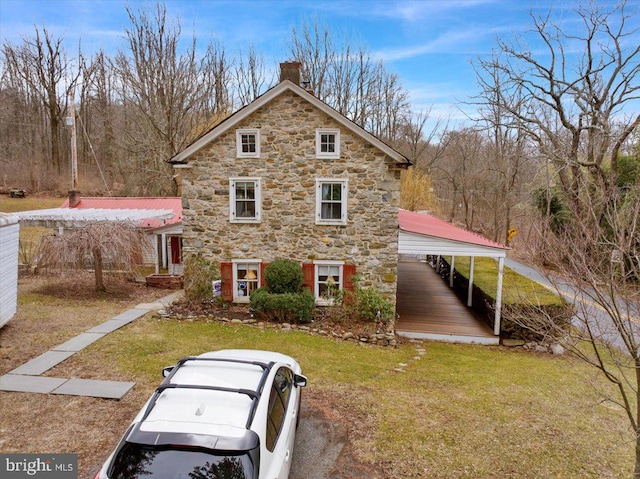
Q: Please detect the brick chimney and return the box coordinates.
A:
[68,189,81,208]
[279,61,302,85]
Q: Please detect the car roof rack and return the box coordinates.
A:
[140,356,275,430]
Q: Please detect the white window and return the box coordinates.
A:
[315,129,340,159]
[233,260,261,303]
[315,261,343,305]
[236,129,260,158]
[315,179,348,225]
[230,178,261,223]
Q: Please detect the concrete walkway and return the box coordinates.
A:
[0,291,183,400]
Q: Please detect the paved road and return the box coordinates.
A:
[505,258,639,351]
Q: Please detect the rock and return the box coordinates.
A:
[342,332,354,340]
[231,319,243,324]
[502,339,526,347]
[534,344,548,353]
[550,343,565,355]
[299,326,311,332]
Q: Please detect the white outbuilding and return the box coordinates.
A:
[0,213,20,328]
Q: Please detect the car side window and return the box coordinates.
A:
[266,368,294,451]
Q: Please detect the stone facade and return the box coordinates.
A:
[178,87,402,305]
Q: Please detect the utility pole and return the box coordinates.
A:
[66,91,80,206]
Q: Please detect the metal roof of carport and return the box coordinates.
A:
[398,209,508,257]
[13,208,175,228]
[396,209,509,338]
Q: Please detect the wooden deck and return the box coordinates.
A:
[396,260,499,344]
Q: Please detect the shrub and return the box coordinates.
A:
[250,287,315,324]
[184,254,219,302]
[264,259,304,294]
[337,277,395,327]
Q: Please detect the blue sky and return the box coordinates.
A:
[0,0,636,127]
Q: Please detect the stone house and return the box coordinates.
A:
[169,63,411,307]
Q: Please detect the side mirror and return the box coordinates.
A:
[162,366,175,378]
[294,374,307,388]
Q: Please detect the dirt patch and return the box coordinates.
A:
[0,273,174,375]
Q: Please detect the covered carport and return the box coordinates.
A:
[396,209,509,344]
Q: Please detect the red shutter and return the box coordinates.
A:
[343,264,356,291]
[220,262,233,301]
[260,262,269,288]
[302,263,315,292]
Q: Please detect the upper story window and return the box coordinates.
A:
[230,178,261,223]
[236,129,260,158]
[316,128,340,159]
[315,178,348,225]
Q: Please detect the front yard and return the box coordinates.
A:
[0,274,631,478]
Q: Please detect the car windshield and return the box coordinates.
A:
[108,443,255,479]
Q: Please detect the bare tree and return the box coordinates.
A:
[233,46,271,106]
[37,222,150,292]
[288,17,411,142]
[1,26,81,179]
[507,179,640,476]
[475,1,640,218]
[112,2,230,195]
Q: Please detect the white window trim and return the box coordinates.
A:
[315,178,348,225]
[315,128,340,159]
[230,177,262,223]
[314,260,344,305]
[236,129,260,158]
[232,259,262,303]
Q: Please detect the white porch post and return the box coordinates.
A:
[161,233,168,269]
[449,255,455,287]
[467,256,475,307]
[436,255,441,273]
[154,234,160,275]
[494,256,505,335]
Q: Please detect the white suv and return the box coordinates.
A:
[94,349,307,479]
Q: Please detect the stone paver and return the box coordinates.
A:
[9,351,76,376]
[0,374,67,393]
[85,319,133,334]
[53,332,105,352]
[52,378,136,399]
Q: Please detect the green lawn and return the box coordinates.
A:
[445,256,563,306]
[82,316,630,478]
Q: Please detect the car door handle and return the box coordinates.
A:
[285,449,290,462]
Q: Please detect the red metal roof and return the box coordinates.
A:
[60,197,182,228]
[398,209,508,250]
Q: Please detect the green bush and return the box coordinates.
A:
[337,278,395,327]
[250,287,315,324]
[184,254,219,302]
[264,259,304,294]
